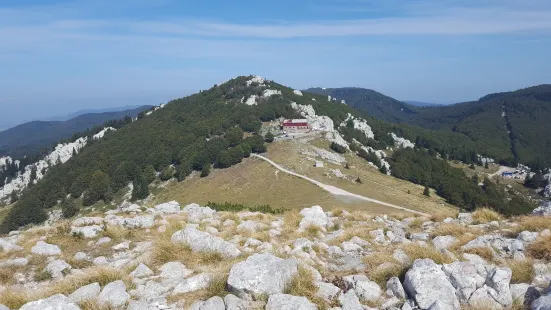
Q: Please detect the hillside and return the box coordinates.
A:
[0,105,152,158]
[307,85,551,167]
[305,87,417,123]
[0,76,536,233]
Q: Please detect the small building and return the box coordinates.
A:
[315,161,324,168]
[282,119,310,131]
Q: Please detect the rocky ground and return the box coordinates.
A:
[1,201,551,310]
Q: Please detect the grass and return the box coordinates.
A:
[34,269,53,282]
[150,235,225,269]
[285,266,329,309]
[362,251,407,287]
[431,223,478,238]
[472,208,502,224]
[508,259,535,284]
[401,243,455,265]
[0,289,30,309]
[510,216,551,233]
[526,235,551,261]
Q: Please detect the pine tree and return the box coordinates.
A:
[131,173,149,201]
[469,163,476,170]
[484,161,489,169]
[61,198,79,218]
[265,132,274,143]
[160,166,175,181]
[200,164,211,177]
[423,185,430,197]
[143,165,157,184]
[10,191,18,204]
[379,165,388,174]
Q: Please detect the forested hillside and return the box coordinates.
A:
[1,76,534,232]
[306,85,551,168]
[0,105,152,158]
[305,87,416,123]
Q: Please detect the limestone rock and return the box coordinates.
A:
[227,253,298,298]
[386,276,406,299]
[69,282,100,303]
[97,280,130,308]
[171,226,241,258]
[31,241,61,256]
[265,294,317,310]
[224,294,250,310]
[339,290,363,310]
[159,261,193,279]
[172,273,212,295]
[0,238,23,252]
[442,261,480,303]
[299,206,330,232]
[130,263,154,278]
[532,201,551,217]
[432,235,459,252]
[20,294,80,310]
[153,201,181,214]
[46,259,72,278]
[183,203,216,222]
[403,259,460,310]
[71,225,103,238]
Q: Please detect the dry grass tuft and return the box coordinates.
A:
[102,226,135,242]
[431,223,477,238]
[48,266,132,296]
[150,236,224,269]
[462,247,495,262]
[0,268,14,285]
[407,217,425,233]
[508,259,535,284]
[472,208,502,224]
[401,243,454,265]
[430,210,458,223]
[526,235,551,261]
[285,266,328,309]
[304,225,322,239]
[513,216,551,233]
[0,289,31,309]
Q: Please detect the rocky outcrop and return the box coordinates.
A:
[533,201,551,217]
[227,253,298,298]
[171,226,241,258]
[20,294,80,310]
[266,294,317,310]
[31,241,61,256]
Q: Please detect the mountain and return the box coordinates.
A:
[1,75,534,233]
[0,105,152,158]
[404,101,442,107]
[45,105,152,121]
[304,87,417,123]
[306,85,551,167]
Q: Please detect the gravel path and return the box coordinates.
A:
[251,154,429,216]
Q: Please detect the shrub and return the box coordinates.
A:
[508,259,535,283]
[472,208,502,224]
[206,201,287,214]
[526,235,551,261]
[330,142,347,154]
[200,164,211,177]
[265,132,274,143]
[61,198,79,218]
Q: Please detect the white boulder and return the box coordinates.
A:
[97,280,130,308]
[20,294,80,310]
[265,294,317,310]
[31,241,61,256]
[171,226,241,258]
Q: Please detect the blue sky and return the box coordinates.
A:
[1,0,551,129]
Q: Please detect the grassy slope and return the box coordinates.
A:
[152,137,455,216]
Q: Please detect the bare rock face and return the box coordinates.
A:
[533,201,551,216]
[19,294,80,310]
[403,259,460,310]
[265,294,317,310]
[171,226,241,258]
[227,253,298,298]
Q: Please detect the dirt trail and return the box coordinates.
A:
[251,154,429,217]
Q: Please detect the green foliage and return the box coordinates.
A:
[358,148,382,168]
[83,170,112,206]
[330,142,347,154]
[423,185,430,197]
[131,173,150,201]
[265,132,275,143]
[206,201,287,214]
[61,198,79,218]
[160,165,175,181]
[200,164,211,177]
[225,127,244,146]
[143,165,157,184]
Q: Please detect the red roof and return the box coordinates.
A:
[283,122,308,127]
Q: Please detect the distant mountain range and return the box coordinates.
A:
[44,105,151,121]
[306,85,551,167]
[0,105,152,158]
[404,101,442,107]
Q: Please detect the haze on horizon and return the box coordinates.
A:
[1,0,550,130]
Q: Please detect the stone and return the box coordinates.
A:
[393,249,411,265]
[196,296,225,310]
[432,236,459,252]
[237,220,267,232]
[266,294,317,310]
[72,217,104,226]
[183,203,216,222]
[0,257,29,267]
[0,238,23,252]
[386,276,406,299]
[442,261,480,303]
[171,226,241,258]
[71,225,103,238]
[74,252,88,261]
[510,283,541,306]
[154,201,181,214]
[468,286,503,309]
[93,256,109,265]
[127,300,149,310]
[532,201,551,217]
[339,290,363,310]
[69,282,101,303]
[224,294,249,310]
[172,273,212,295]
[349,276,381,302]
[518,231,539,243]
[403,259,460,309]
[130,263,154,278]
[428,300,456,310]
[0,304,8,310]
[19,294,80,310]
[410,232,430,241]
[46,259,72,278]
[97,280,130,308]
[159,261,193,279]
[123,215,154,228]
[95,237,112,245]
[299,205,330,232]
[316,282,341,301]
[532,295,551,310]
[31,241,61,256]
[227,253,298,297]
[486,267,513,307]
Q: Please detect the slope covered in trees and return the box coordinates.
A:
[1,76,535,232]
[0,105,152,158]
[306,85,551,168]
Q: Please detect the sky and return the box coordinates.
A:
[1,0,551,130]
